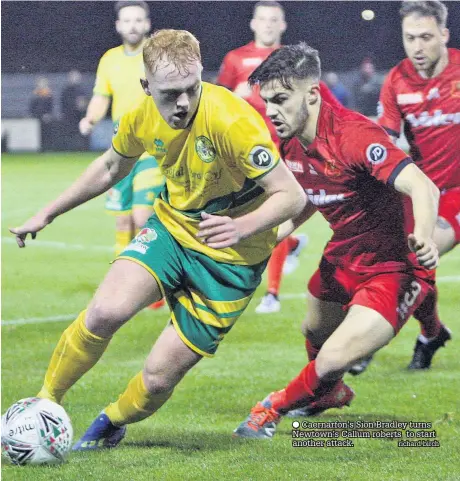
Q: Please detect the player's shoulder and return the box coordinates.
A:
[99,45,124,62]
[224,42,254,59]
[448,48,460,65]
[202,82,263,129]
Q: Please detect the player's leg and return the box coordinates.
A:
[408,189,458,368]
[255,235,307,314]
[73,323,202,451]
[105,175,135,255]
[234,271,433,438]
[37,259,163,404]
[75,239,268,449]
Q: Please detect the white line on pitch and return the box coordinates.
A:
[2,237,112,252]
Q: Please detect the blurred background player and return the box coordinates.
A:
[79,1,165,304]
[350,0,456,374]
[217,1,312,314]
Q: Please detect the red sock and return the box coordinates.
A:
[306,338,320,361]
[270,360,337,413]
[413,286,442,339]
[267,239,290,295]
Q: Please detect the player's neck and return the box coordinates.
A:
[123,39,146,55]
[254,39,281,49]
[297,100,321,147]
[417,49,449,79]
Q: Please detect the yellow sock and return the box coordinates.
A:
[37,310,110,404]
[115,230,133,256]
[105,372,172,426]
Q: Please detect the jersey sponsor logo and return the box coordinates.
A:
[154,138,167,154]
[305,188,347,206]
[366,143,387,165]
[406,110,460,128]
[195,136,216,163]
[397,92,423,105]
[242,57,264,67]
[285,159,304,173]
[451,80,460,98]
[249,146,275,169]
[427,87,440,100]
[136,228,158,243]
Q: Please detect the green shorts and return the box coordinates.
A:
[105,155,165,214]
[117,215,268,357]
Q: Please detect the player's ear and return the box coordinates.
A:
[115,20,121,35]
[280,19,287,35]
[442,27,450,46]
[250,18,257,34]
[308,83,320,105]
[140,78,151,96]
[144,18,151,35]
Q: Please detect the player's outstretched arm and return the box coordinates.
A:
[393,163,440,269]
[197,162,306,249]
[9,147,138,247]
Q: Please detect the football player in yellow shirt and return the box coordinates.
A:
[79,1,165,264]
[10,29,306,451]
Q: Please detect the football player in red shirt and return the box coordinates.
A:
[233,43,440,439]
[351,0,456,375]
[217,1,340,314]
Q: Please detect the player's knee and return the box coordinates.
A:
[85,302,130,337]
[142,368,175,395]
[315,347,348,381]
[116,215,133,232]
[132,208,152,230]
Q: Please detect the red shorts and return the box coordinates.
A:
[308,258,435,333]
[439,187,460,245]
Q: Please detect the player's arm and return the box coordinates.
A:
[80,54,112,135]
[393,163,440,268]
[216,52,237,90]
[198,161,306,249]
[377,70,402,141]
[80,94,111,136]
[276,198,317,243]
[10,147,139,247]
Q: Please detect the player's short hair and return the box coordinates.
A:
[253,1,285,17]
[115,1,150,18]
[248,43,320,90]
[399,1,448,28]
[143,29,201,75]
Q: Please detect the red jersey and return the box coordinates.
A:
[378,48,460,191]
[282,101,422,274]
[217,41,341,143]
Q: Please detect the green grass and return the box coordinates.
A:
[2,153,459,481]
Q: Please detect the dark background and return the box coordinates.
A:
[3,1,459,74]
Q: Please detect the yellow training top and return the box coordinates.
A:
[93,44,146,121]
[112,82,280,265]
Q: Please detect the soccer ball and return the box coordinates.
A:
[1,397,73,465]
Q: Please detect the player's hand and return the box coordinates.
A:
[197,212,242,249]
[9,213,52,248]
[79,117,94,136]
[408,233,439,270]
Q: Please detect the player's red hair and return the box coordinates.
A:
[143,29,201,76]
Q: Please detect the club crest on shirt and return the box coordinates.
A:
[249,146,274,169]
[324,158,341,177]
[451,80,460,98]
[195,136,216,163]
[366,143,387,165]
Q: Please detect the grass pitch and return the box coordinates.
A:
[2,153,459,481]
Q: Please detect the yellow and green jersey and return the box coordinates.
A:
[112,82,280,265]
[93,44,146,121]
